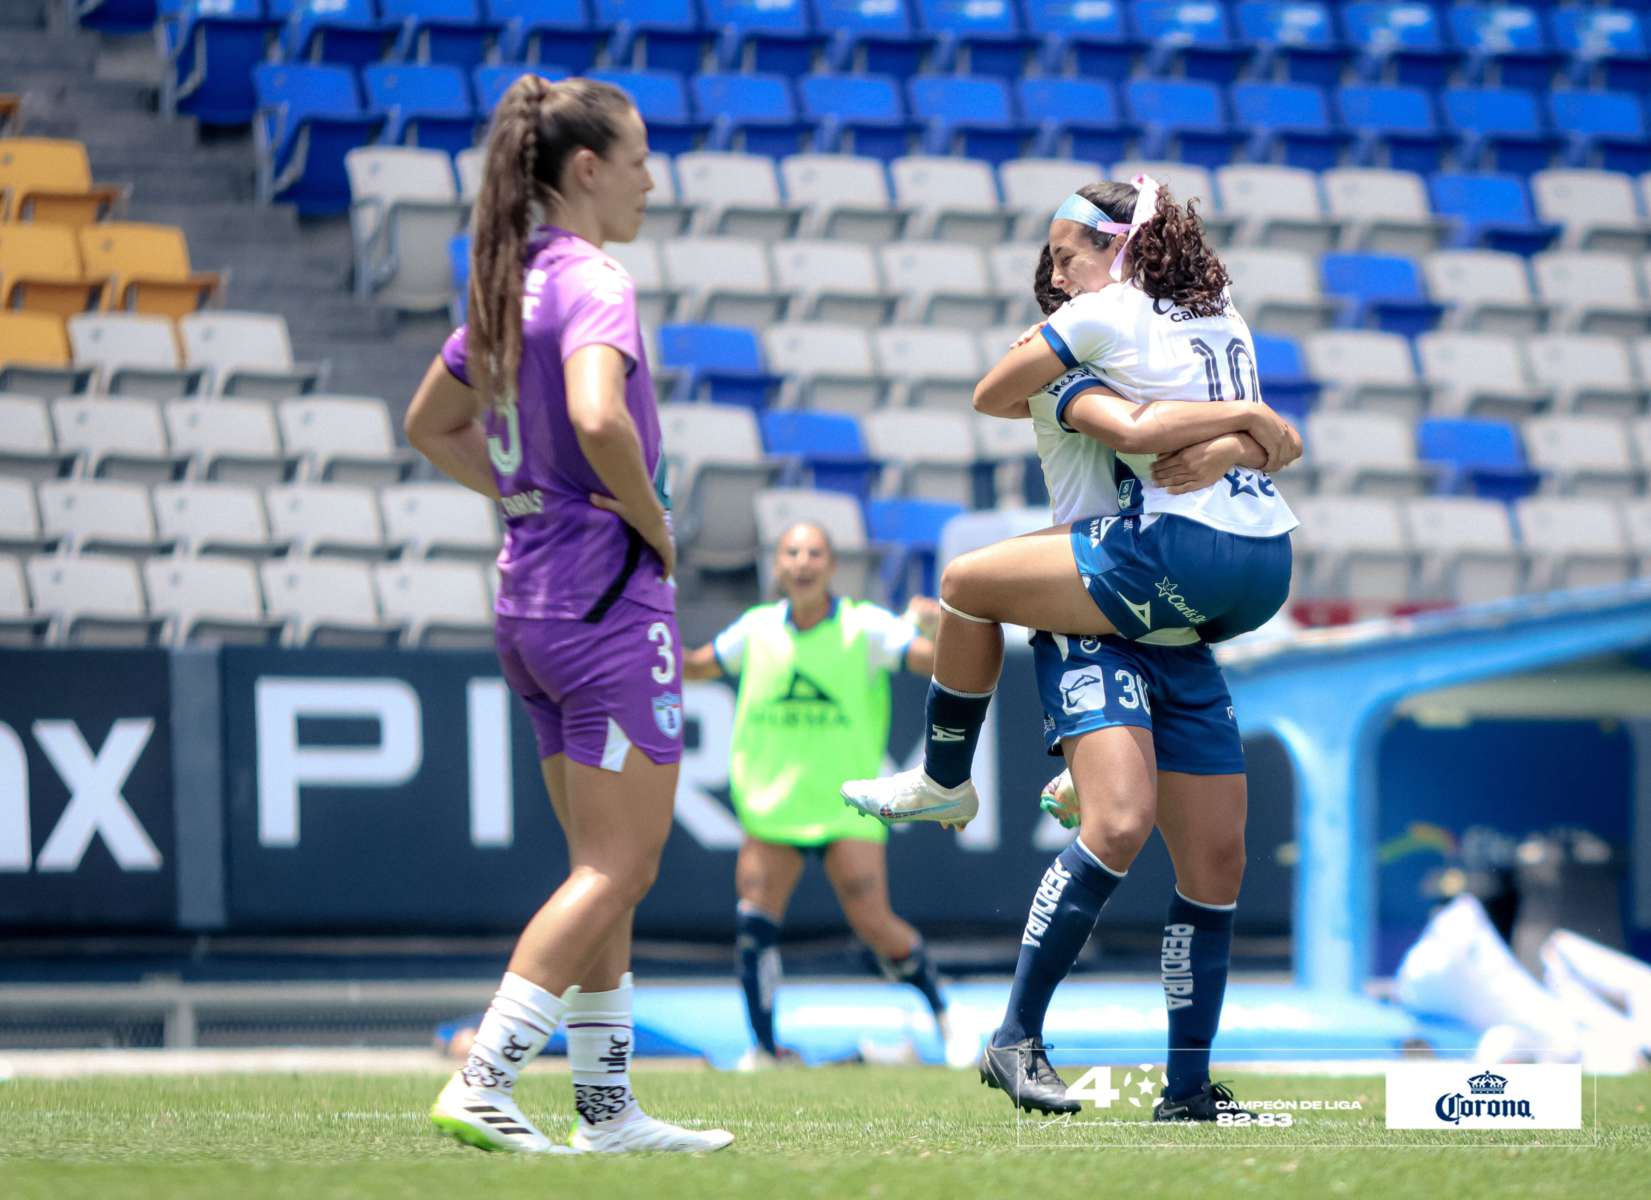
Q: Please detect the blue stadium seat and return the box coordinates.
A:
[1429,172,1561,257]
[362,64,477,160]
[472,65,567,116]
[914,0,1039,79]
[866,497,967,603]
[1234,2,1352,88]
[75,0,158,34]
[1250,331,1320,421]
[597,0,716,74]
[1342,2,1466,89]
[693,74,815,158]
[1417,417,1541,501]
[1551,7,1651,95]
[588,69,708,155]
[1551,90,1651,175]
[760,410,882,500]
[1023,0,1143,79]
[799,74,922,163]
[907,77,1035,166]
[1016,78,1135,163]
[658,324,786,409]
[279,0,394,69]
[254,63,384,216]
[1320,253,1448,338]
[1338,84,1454,173]
[449,230,468,323]
[1231,82,1352,171]
[819,0,937,79]
[706,0,826,75]
[1124,80,1244,170]
[383,0,500,69]
[1135,1,1254,84]
[490,0,604,72]
[1446,4,1562,91]
[1440,88,1562,176]
[160,0,280,127]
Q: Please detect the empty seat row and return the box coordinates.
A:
[0,393,412,486]
[0,477,499,562]
[0,136,126,225]
[0,550,494,648]
[0,221,221,320]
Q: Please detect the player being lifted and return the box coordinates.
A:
[842,177,1300,1119]
[406,76,730,1154]
[682,522,960,1068]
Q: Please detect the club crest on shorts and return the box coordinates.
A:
[652,692,683,738]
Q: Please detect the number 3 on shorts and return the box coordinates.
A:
[648,621,676,683]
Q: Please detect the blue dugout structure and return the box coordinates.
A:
[1224,580,1651,995]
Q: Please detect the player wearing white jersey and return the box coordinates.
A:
[843,177,1304,1119]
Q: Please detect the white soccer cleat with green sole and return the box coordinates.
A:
[430,1076,578,1155]
[569,1110,735,1153]
[841,767,979,829]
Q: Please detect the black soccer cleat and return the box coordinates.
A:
[1152,1080,1252,1122]
[977,1035,1082,1116]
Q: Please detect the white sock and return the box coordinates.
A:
[567,971,638,1126]
[460,971,573,1095]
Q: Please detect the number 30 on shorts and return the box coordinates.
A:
[647,622,676,683]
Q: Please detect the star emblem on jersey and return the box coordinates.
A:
[1223,468,1260,498]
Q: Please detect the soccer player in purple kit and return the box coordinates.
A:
[405,75,731,1155]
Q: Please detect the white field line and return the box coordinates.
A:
[0,1049,713,1080]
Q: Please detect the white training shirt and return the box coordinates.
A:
[1027,363,1121,525]
[1041,284,1299,539]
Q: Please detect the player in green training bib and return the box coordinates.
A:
[683,521,961,1069]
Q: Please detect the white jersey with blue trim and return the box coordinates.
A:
[1027,363,1120,525]
[1041,284,1299,539]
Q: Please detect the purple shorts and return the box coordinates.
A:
[495,599,684,770]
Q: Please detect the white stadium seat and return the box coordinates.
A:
[660,236,785,327]
[985,243,1045,327]
[152,482,285,557]
[1111,159,1236,243]
[259,558,395,646]
[179,311,323,398]
[769,239,892,328]
[0,477,50,553]
[1305,411,1437,496]
[1530,251,1651,338]
[604,239,676,330]
[0,552,47,645]
[675,151,801,241]
[1520,415,1642,498]
[861,408,978,507]
[1302,330,1431,419]
[345,146,468,314]
[0,392,74,480]
[264,482,386,558]
[373,560,494,648]
[889,156,1015,245]
[1217,164,1342,253]
[379,483,500,561]
[163,398,294,484]
[997,157,1103,241]
[762,323,888,412]
[1516,497,1635,592]
[142,555,283,645]
[1322,168,1451,257]
[36,479,168,555]
[1416,332,1553,419]
[1221,248,1339,337]
[1530,169,1651,256]
[50,396,184,483]
[276,395,413,485]
[1287,495,1414,603]
[1524,334,1648,417]
[642,152,691,238]
[67,312,204,396]
[455,146,483,203]
[1422,250,1549,336]
[780,153,908,244]
[26,551,160,645]
[1403,496,1524,603]
[876,241,1003,328]
[1620,497,1651,574]
[871,326,983,409]
[657,403,780,573]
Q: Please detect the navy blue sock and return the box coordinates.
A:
[878,937,947,1019]
[993,840,1126,1048]
[735,902,781,1055]
[1162,889,1236,1100]
[923,680,993,789]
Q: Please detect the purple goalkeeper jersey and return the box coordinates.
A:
[442,226,672,621]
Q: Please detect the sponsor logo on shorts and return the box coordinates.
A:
[1154,577,1208,625]
[1086,516,1117,548]
[1058,668,1106,716]
[652,692,682,738]
[499,489,544,517]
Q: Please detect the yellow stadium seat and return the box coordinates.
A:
[0,223,106,316]
[78,222,222,319]
[0,309,70,366]
[0,137,125,225]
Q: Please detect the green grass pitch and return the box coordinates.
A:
[2,1068,1648,1199]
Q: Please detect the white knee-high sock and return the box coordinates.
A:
[461,972,575,1095]
[567,971,638,1125]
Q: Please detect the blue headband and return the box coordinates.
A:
[1053,175,1163,282]
[1052,193,1133,235]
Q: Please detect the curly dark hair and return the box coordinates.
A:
[1035,180,1232,318]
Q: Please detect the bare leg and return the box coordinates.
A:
[541,754,632,991]
[823,839,918,960]
[1066,725,1158,873]
[735,837,806,919]
[1155,771,1247,906]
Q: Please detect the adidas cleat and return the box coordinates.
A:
[977,1036,1081,1116]
[569,1110,734,1153]
[840,767,980,829]
[1153,1080,1252,1122]
[430,1075,578,1154]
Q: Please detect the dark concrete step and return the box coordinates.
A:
[0,28,98,66]
[126,201,299,242]
[24,109,200,150]
[0,0,46,29]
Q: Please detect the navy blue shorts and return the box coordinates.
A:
[1070,513,1292,644]
[1031,631,1246,775]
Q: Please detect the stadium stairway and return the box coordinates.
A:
[3,0,432,404]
